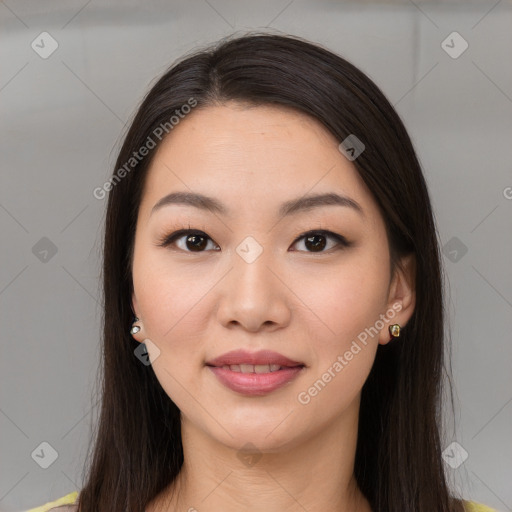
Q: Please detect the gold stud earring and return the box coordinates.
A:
[388,324,401,338]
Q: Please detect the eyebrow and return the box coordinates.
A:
[150,191,364,219]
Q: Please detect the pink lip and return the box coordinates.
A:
[205,349,305,396]
[206,349,304,368]
[208,366,304,396]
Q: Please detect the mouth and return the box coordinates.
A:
[205,349,305,369]
[207,365,305,395]
[209,363,303,373]
[205,350,306,396]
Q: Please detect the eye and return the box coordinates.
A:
[290,230,351,253]
[157,228,351,254]
[157,229,219,253]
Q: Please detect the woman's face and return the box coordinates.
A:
[131,102,415,451]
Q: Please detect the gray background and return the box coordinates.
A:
[1,1,511,511]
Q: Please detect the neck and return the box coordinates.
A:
[148,394,372,512]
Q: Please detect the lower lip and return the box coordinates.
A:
[207,366,304,396]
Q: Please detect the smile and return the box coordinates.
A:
[220,363,283,373]
[207,365,305,396]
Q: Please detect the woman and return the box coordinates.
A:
[27,33,497,512]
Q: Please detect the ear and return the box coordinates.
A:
[378,253,416,345]
[130,292,145,343]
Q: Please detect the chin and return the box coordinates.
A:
[205,415,307,454]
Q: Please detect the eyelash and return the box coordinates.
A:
[156,225,352,254]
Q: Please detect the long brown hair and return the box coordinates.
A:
[78,32,466,511]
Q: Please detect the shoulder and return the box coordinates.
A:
[25,491,79,512]
[24,493,498,512]
[463,500,500,512]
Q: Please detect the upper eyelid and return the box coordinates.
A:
[158,228,349,250]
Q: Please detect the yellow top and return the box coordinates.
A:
[25,491,498,512]
[464,502,499,512]
[26,491,78,511]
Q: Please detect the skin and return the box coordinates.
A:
[130,102,416,512]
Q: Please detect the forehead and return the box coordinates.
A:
[139,103,380,224]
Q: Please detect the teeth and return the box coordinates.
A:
[221,364,284,373]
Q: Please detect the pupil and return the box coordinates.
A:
[186,234,207,251]
[305,234,326,252]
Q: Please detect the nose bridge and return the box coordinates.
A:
[232,239,277,303]
[216,237,290,330]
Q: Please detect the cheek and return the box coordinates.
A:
[132,253,214,410]
[132,248,216,360]
[295,254,390,352]
[134,241,185,318]
[292,263,387,416]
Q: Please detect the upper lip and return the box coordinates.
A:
[206,349,304,368]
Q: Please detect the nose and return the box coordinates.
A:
[215,249,292,333]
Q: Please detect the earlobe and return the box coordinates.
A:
[130,320,141,335]
[130,316,145,343]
